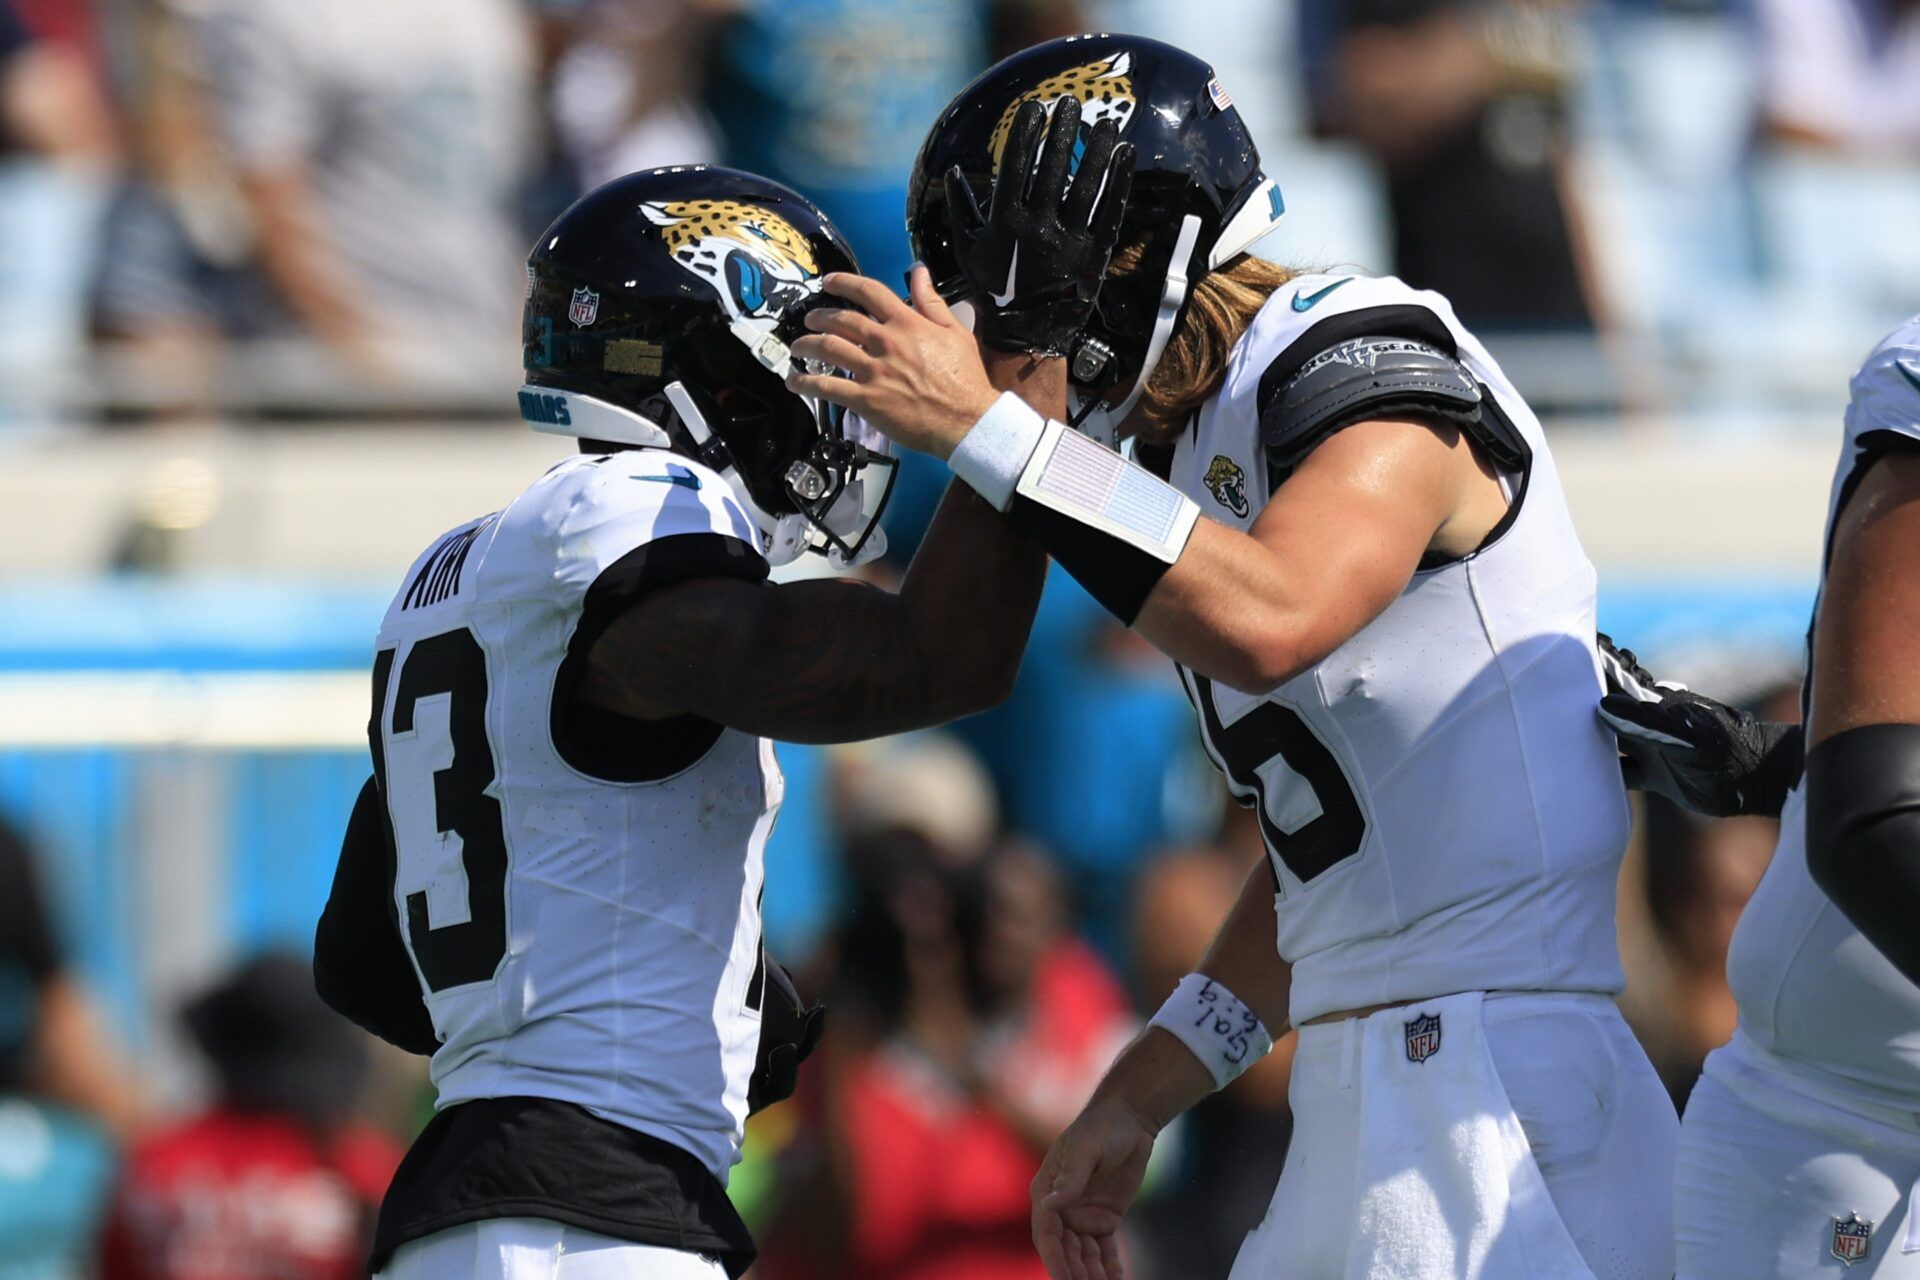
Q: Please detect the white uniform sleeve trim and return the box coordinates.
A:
[948,391,1049,512]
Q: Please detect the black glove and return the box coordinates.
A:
[1596,632,1803,819]
[943,94,1135,355]
[747,957,825,1115]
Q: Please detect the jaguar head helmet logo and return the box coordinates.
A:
[1205,454,1250,518]
[641,199,823,323]
[989,51,1137,174]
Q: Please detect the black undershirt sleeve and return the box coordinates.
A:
[552,532,770,782]
[1804,723,1920,988]
[0,820,60,983]
[314,776,439,1055]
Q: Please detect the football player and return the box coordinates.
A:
[784,34,1678,1280]
[1600,318,1920,1278]
[311,167,1049,1280]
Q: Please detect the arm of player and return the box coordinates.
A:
[1031,861,1290,1280]
[1802,449,1920,985]
[577,277,1049,744]
[313,776,439,1055]
[577,479,1045,743]
[1129,418,1499,691]
[788,274,1506,695]
[1593,633,1803,819]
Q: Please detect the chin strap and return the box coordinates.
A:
[1063,174,1286,444]
[730,315,794,379]
[1070,214,1203,446]
[660,381,812,566]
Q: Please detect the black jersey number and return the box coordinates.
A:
[1192,675,1367,885]
[370,630,510,993]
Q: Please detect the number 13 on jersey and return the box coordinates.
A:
[371,630,512,995]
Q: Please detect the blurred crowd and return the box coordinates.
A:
[0,0,1903,420]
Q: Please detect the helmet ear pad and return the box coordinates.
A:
[679,316,818,518]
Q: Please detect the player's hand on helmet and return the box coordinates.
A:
[945,95,1136,356]
[1596,633,1803,819]
[786,267,1000,460]
[1030,1095,1155,1280]
[747,958,825,1116]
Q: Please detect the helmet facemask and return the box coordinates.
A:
[669,312,897,570]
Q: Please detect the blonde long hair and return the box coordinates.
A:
[1111,242,1295,436]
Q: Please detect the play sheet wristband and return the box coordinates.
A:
[948,392,1199,625]
[1149,972,1275,1091]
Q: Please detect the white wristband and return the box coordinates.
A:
[1148,973,1275,1091]
[948,391,1048,512]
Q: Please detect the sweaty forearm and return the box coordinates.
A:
[585,489,1043,743]
[892,479,1049,707]
[1132,520,1326,693]
[1088,1025,1218,1134]
[1197,860,1294,1035]
[1805,724,1920,986]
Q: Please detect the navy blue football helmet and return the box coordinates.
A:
[523,166,895,568]
[908,35,1284,440]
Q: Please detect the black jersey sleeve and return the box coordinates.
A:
[314,775,439,1055]
[551,530,770,783]
[0,819,61,984]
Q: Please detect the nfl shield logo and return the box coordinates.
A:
[1404,1012,1442,1064]
[569,286,600,328]
[1830,1212,1873,1266]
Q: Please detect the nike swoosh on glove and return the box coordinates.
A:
[943,94,1135,356]
[1596,633,1803,819]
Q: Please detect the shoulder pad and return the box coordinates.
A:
[491,451,764,605]
[1844,314,1920,457]
[1260,335,1487,469]
[560,450,758,549]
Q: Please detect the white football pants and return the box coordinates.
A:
[376,1218,730,1280]
[1230,991,1678,1280]
[1675,1032,1920,1278]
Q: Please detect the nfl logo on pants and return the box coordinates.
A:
[1404,1012,1442,1064]
[1831,1212,1873,1266]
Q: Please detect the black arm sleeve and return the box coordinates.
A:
[1804,723,1920,988]
[553,531,770,782]
[0,819,61,982]
[314,776,439,1055]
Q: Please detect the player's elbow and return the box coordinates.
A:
[1209,617,1318,695]
[1217,645,1303,695]
[941,648,1024,719]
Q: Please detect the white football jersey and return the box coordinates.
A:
[370,449,779,1180]
[1169,274,1632,1024]
[1725,315,1920,1112]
